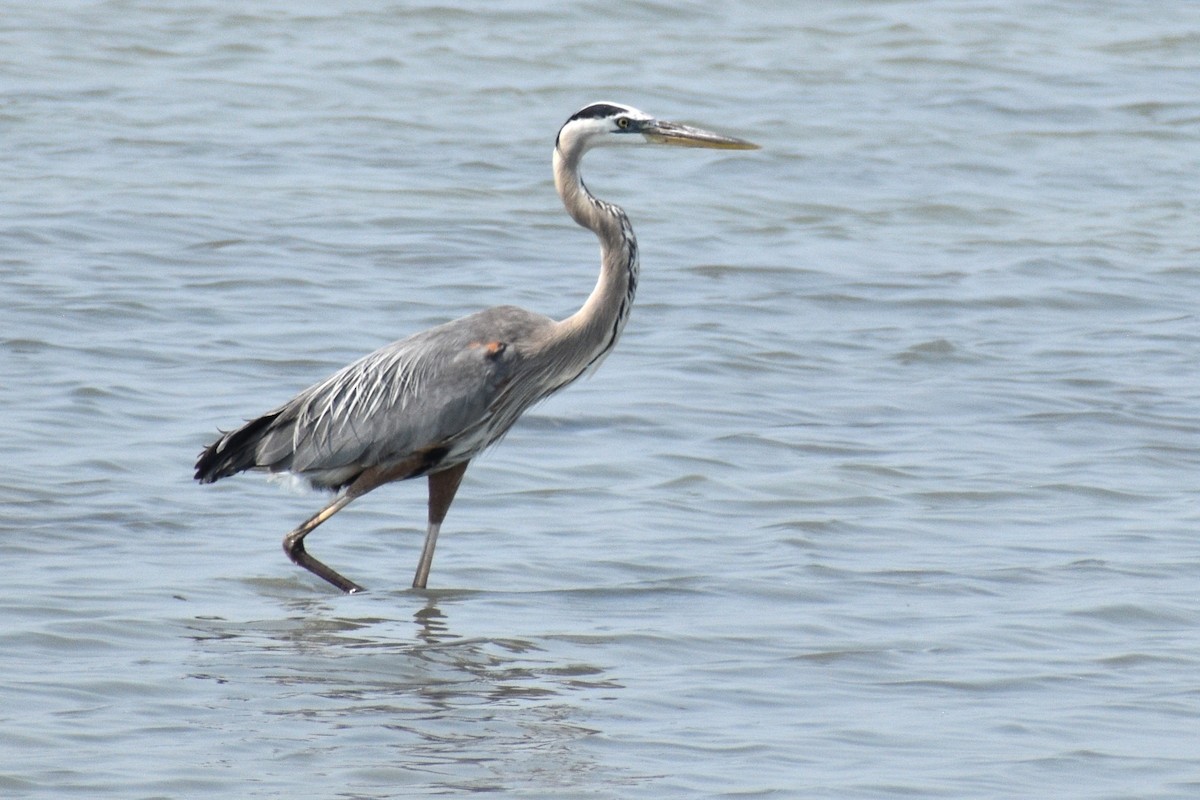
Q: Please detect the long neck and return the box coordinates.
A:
[548,142,640,377]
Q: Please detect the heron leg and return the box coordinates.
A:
[282,493,366,594]
[413,460,469,590]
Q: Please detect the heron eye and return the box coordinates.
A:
[616,117,631,130]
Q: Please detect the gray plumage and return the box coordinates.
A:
[199,306,553,490]
[195,101,757,593]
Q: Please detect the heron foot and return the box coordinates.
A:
[283,533,366,594]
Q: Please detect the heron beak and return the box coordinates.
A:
[641,119,759,150]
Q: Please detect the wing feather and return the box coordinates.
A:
[278,306,552,474]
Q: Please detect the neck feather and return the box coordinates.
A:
[548,143,640,377]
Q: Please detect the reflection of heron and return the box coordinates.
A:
[195,102,758,593]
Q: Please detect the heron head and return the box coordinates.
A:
[555,101,759,155]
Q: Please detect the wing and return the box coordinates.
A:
[253,306,554,478]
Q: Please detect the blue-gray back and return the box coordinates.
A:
[255,305,557,478]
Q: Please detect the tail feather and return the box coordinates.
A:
[194,411,286,483]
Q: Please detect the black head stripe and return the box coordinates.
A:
[567,103,629,122]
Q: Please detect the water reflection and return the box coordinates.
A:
[183,591,622,794]
[413,599,450,645]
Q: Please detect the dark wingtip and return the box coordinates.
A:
[194,411,280,485]
[194,434,227,484]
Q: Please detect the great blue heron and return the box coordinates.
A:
[195,102,758,593]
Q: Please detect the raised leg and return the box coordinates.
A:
[412,460,469,589]
[280,465,407,594]
[282,493,365,594]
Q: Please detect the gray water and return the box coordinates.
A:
[3,1,1199,797]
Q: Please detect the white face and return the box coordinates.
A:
[556,102,654,153]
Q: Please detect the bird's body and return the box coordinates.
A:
[199,305,555,491]
[195,102,756,593]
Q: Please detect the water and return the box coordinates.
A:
[3,1,1199,796]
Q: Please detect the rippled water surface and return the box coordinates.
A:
[3,1,1200,797]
